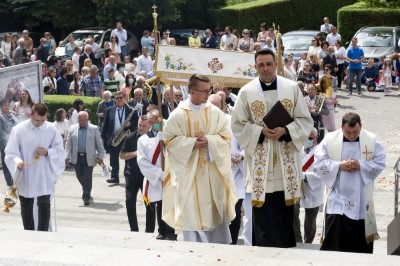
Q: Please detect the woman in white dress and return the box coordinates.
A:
[53,108,69,147]
[110,35,121,63]
[13,89,35,122]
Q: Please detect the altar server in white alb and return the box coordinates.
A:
[298,128,324,244]
[315,112,386,253]
[5,103,65,231]
[137,109,176,241]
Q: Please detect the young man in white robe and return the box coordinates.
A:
[5,103,65,231]
[315,112,386,253]
[162,74,238,244]
[231,49,313,247]
[293,128,324,243]
[137,109,176,240]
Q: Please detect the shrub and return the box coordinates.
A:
[338,2,400,43]
[44,95,101,125]
[358,0,400,8]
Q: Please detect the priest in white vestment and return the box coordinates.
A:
[5,104,65,231]
[315,112,386,253]
[162,74,238,244]
[231,49,313,247]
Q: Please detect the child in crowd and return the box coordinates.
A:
[375,70,388,95]
[297,52,307,74]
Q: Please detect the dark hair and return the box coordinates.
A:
[59,65,68,76]
[54,108,66,122]
[21,89,35,107]
[74,46,80,52]
[259,22,266,29]
[0,99,8,107]
[125,73,135,87]
[115,90,125,98]
[32,103,48,116]
[105,48,112,58]
[111,34,119,44]
[255,48,276,62]
[321,41,329,49]
[336,40,342,46]
[325,64,332,70]
[192,28,199,35]
[225,26,233,33]
[342,112,361,127]
[73,71,80,94]
[188,73,210,91]
[72,98,84,111]
[117,62,125,71]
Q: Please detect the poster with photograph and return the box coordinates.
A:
[0,61,43,110]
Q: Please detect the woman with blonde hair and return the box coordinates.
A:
[84,58,92,68]
[44,32,57,55]
[238,29,254,53]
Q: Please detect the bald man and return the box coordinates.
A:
[66,111,105,206]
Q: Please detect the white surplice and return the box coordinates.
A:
[314,130,386,220]
[5,120,65,198]
[137,132,163,203]
[300,146,324,209]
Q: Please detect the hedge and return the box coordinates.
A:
[337,2,400,44]
[209,0,356,36]
[44,95,102,125]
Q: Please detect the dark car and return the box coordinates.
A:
[168,29,206,46]
[55,27,139,61]
[347,26,400,67]
[281,30,327,64]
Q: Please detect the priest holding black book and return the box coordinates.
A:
[231,49,313,248]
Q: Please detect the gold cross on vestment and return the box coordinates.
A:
[362,145,373,161]
[345,201,354,210]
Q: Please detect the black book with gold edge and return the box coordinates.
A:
[263,101,293,129]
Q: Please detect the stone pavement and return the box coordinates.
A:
[0,86,399,264]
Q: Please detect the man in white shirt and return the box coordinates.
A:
[136,47,153,76]
[220,26,238,51]
[111,22,128,59]
[5,103,65,231]
[326,26,341,46]
[320,17,333,33]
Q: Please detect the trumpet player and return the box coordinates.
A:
[65,111,105,206]
[101,91,138,184]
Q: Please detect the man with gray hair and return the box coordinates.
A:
[80,65,103,97]
[65,111,105,206]
[128,87,152,117]
[13,38,25,65]
[79,44,96,71]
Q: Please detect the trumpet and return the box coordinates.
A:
[92,156,112,176]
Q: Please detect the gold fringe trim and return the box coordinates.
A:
[285,197,300,206]
[251,200,265,208]
[366,232,380,244]
[142,195,150,206]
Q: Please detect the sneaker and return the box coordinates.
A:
[83,199,90,206]
[358,92,363,96]
[156,234,165,240]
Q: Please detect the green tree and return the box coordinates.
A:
[358,0,400,7]
[7,0,96,30]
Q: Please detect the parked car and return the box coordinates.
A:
[55,27,139,61]
[281,30,327,65]
[347,26,400,67]
[168,29,206,46]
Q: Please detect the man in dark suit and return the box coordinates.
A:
[323,46,338,77]
[65,111,105,206]
[101,91,138,184]
[79,44,96,72]
[160,89,178,119]
[127,88,152,118]
[119,115,154,232]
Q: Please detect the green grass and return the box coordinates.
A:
[222,0,289,10]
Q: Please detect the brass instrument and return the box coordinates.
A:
[111,106,135,147]
[316,95,325,114]
[273,23,284,76]
[92,156,112,176]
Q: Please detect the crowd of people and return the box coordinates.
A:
[0,17,392,254]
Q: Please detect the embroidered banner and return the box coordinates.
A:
[154,45,258,87]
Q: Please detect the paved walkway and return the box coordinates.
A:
[0,87,399,264]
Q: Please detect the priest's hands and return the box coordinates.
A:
[36,147,48,157]
[194,136,208,148]
[261,126,286,140]
[340,159,360,172]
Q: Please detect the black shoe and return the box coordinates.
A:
[165,235,177,241]
[83,199,90,206]
[156,234,165,240]
[107,178,119,184]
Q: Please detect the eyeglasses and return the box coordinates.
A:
[115,96,124,100]
[194,88,212,94]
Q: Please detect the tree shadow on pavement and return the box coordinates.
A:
[87,201,125,212]
[336,105,356,110]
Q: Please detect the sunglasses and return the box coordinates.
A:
[115,97,124,100]
[243,32,249,35]
[325,69,330,71]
